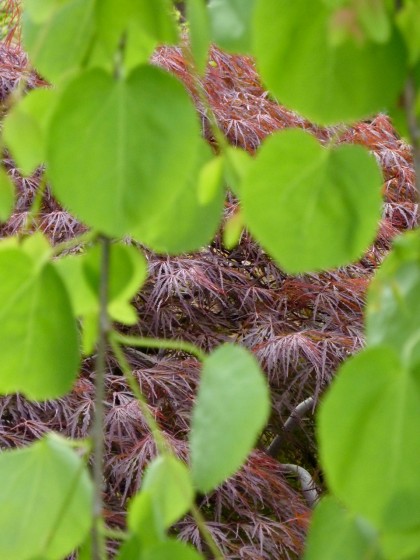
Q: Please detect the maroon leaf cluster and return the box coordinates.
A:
[0,35,417,559]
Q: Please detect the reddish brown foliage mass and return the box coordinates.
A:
[0,34,417,559]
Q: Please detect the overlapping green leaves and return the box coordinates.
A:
[0,168,14,222]
[241,129,382,273]
[0,434,92,560]
[253,0,407,124]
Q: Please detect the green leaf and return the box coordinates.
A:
[253,0,407,124]
[0,433,92,560]
[304,496,383,560]
[127,491,166,549]
[22,0,95,83]
[141,540,204,560]
[397,0,420,66]
[353,0,391,44]
[187,0,211,74]
[129,144,224,254]
[190,343,270,492]
[223,209,244,249]
[318,347,420,532]
[0,167,14,222]
[380,526,420,560]
[241,129,382,273]
[0,247,80,400]
[224,147,253,197]
[95,0,178,65]
[47,66,201,238]
[131,456,193,530]
[208,0,255,53]
[366,230,420,366]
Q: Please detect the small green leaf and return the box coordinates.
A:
[141,540,204,560]
[190,344,270,493]
[208,0,255,53]
[319,347,420,532]
[0,167,14,222]
[253,0,407,124]
[304,496,383,560]
[47,66,201,238]
[0,433,92,560]
[354,0,391,43]
[397,0,420,65]
[241,129,382,273]
[132,456,193,529]
[197,155,224,206]
[224,146,253,196]
[128,491,166,549]
[187,0,211,74]
[223,209,244,249]
[22,0,95,82]
[0,248,80,399]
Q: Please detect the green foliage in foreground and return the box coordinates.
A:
[0,0,419,558]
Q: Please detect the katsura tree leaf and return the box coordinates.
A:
[187,0,211,74]
[241,129,382,273]
[304,496,383,560]
[0,247,80,400]
[132,146,224,254]
[253,0,407,124]
[47,66,201,238]
[190,343,270,493]
[318,347,420,532]
[0,433,92,560]
[127,491,166,549]
[0,168,14,222]
[22,0,95,83]
[141,540,204,560]
[367,230,420,366]
[208,0,255,53]
[130,456,193,530]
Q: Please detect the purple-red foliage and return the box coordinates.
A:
[0,34,417,558]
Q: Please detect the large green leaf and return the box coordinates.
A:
[253,0,407,124]
[367,230,420,366]
[318,347,420,532]
[190,344,270,492]
[208,0,255,53]
[47,66,201,239]
[0,433,92,560]
[132,147,224,254]
[130,456,193,530]
[304,496,383,560]
[0,246,80,399]
[22,0,95,82]
[241,129,382,273]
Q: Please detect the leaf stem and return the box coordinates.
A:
[112,332,206,362]
[91,235,111,560]
[190,503,225,560]
[52,229,96,256]
[403,75,420,193]
[109,334,169,455]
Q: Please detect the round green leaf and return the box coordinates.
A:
[253,0,407,124]
[0,168,14,223]
[241,129,382,273]
[0,433,92,560]
[22,0,95,83]
[304,496,383,560]
[130,456,193,530]
[47,66,201,238]
[190,343,270,493]
[0,248,80,400]
[319,347,420,531]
